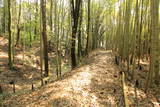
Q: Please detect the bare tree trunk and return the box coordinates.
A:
[41,0,49,77]
[8,0,13,69]
[78,1,83,58]
[124,0,131,72]
[50,0,53,32]
[15,0,21,47]
[70,0,81,68]
[39,0,44,78]
[131,0,139,80]
[54,0,59,78]
[85,0,90,55]
[28,0,32,47]
[2,0,6,34]
[34,0,38,40]
[150,0,159,85]
[137,0,144,67]
[146,0,159,90]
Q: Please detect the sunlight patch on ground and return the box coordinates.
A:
[106,94,117,106]
[15,54,33,62]
[140,60,149,65]
[15,54,25,59]
[0,52,7,57]
[0,37,8,45]
[71,71,92,87]
[69,67,100,106]
[15,53,38,68]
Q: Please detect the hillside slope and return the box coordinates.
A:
[1,48,159,107]
[3,50,125,107]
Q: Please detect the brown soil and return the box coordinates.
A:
[0,37,159,107]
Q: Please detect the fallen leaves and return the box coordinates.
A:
[1,49,159,107]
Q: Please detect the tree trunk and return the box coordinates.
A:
[85,0,90,55]
[29,0,32,47]
[131,0,139,80]
[124,0,132,72]
[78,1,83,58]
[8,0,13,69]
[50,0,53,32]
[149,0,159,85]
[34,0,38,40]
[41,0,49,77]
[39,0,44,77]
[15,0,21,47]
[54,0,59,78]
[70,0,81,69]
[2,0,6,34]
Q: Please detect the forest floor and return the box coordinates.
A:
[0,36,160,107]
[0,36,42,93]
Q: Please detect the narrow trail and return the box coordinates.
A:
[4,50,124,107]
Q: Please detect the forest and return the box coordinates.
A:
[0,0,159,106]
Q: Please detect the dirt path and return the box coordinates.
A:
[3,50,125,107]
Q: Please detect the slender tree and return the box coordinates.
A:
[124,0,132,72]
[78,1,83,58]
[70,0,81,68]
[147,0,159,87]
[8,0,13,68]
[34,0,38,39]
[15,0,21,47]
[50,0,53,32]
[41,0,49,77]
[131,0,139,80]
[29,0,32,47]
[54,0,59,77]
[2,0,6,34]
[40,0,44,77]
[85,0,91,55]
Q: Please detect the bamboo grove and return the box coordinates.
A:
[110,0,160,90]
[0,0,159,90]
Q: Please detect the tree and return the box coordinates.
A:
[78,1,83,58]
[50,0,53,32]
[29,0,32,47]
[70,0,81,68]
[8,0,13,68]
[85,0,91,55]
[147,0,159,88]
[124,0,132,72]
[15,0,21,47]
[41,0,49,77]
[131,0,139,80]
[2,0,6,34]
